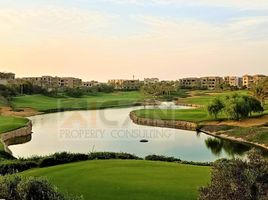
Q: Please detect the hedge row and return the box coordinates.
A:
[0,152,141,175]
[0,152,211,175]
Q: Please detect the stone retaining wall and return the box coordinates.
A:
[130,112,197,131]
[175,102,205,108]
[0,121,32,154]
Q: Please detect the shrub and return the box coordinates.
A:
[145,155,181,162]
[0,175,82,200]
[88,152,141,160]
[0,160,38,175]
[39,152,88,167]
[199,149,268,200]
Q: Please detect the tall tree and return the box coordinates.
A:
[252,77,268,105]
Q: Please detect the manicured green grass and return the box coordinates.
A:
[179,90,250,106]
[134,90,267,122]
[12,92,144,112]
[0,97,6,107]
[226,127,268,145]
[0,116,29,134]
[22,160,211,200]
[134,108,213,122]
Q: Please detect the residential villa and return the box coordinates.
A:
[242,74,266,89]
[224,76,243,88]
[179,77,201,88]
[200,76,223,90]
[144,78,159,84]
[15,76,82,90]
[108,79,140,90]
[179,76,223,89]
[82,81,99,88]
[0,72,267,91]
[0,72,15,85]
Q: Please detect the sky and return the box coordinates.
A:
[0,0,268,82]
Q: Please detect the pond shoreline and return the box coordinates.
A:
[0,121,33,155]
[130,111,268,151]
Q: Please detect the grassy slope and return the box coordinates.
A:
[22,160,211,200]
[0,116,29,134]
[12,92,143,112]
[134,108,213,122]
[134,90,267,122]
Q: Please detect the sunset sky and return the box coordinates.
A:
[0,0,268,81]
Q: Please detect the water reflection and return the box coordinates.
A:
[8,105,267,161]
[5,135,32,146]
[205,137,251,157]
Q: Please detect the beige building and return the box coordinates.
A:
[82,81,99,88]
[253,74,266,83]
[19,76,82,89]
[0,72,15,85]
[59,77,82,88]
[179,78,201,88]
[200,76,223,90]
[243,74,267,89]
[144,78,159,84]
[242,75,254,88]
[224,76,242,88]
[108,79,140,90]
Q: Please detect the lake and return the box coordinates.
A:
[9,103,253,162]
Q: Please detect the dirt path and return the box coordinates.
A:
[0,107,41,117]
[204,115,268,127]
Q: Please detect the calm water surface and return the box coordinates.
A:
[9,104,252,162]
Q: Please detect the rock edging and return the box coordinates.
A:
[175,102,205,108]
[129,111,198,131]
[130,112,268,151]
[0,121,32,154]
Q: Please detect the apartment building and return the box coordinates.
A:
[253,74,266,83]
[242,75,254,89]
[179,78,201,88]
[18,76,82,89]
[82,81,99,88]
[0,72,15,80]
[59,77,82,88]
[108,79,140,90]
[242,74,267,89]
[0,72,15,85]
[144,78,159,84]
[200,76,223,90]
[224,76,243,88]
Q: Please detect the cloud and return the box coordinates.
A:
[101,0,268,10]
[130,14,268,43]
[0,6,118,40]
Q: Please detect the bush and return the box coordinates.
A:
[0,160,38,175]
[0,175,82,200]
[88,152,141,160]
[145,155,181,162]
[64,88,84,98]
[39,152,89,167]
[199,149,268,200]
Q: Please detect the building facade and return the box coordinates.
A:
[144,78,159,84]
[200,77,223,90]
[82,81,99,88]
[179,78,201,88]
[108,79,140,90]
[0,72,15,85]
[224,76,243,88]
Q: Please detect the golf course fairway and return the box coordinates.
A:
[22,160,211,200]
